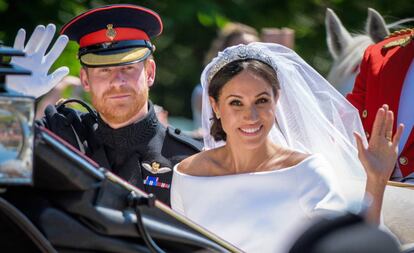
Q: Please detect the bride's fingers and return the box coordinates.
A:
[392,124,404,148]
[371,107,386,138]
[354,132,366,154]
[385,110,394,141]
[380,104,390,137]
[382,104,389,116]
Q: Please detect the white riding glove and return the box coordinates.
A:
[6,24,69,98]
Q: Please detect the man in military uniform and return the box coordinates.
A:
[347,28,414,183]
[7,4,202,205]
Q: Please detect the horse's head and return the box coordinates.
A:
[325,8,389,95]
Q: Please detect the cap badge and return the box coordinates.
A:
[106,24,117,41]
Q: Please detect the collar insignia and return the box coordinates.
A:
[106,24,116,41]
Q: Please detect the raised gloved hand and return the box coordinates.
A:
[6,24,69,98]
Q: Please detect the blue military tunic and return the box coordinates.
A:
[37,101,201,205]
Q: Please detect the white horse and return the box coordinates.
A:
[325,8,389,95]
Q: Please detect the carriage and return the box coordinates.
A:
[0,40,412,253]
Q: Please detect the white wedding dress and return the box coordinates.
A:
[171,154,347,253]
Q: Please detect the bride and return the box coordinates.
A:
[171,43,403,252]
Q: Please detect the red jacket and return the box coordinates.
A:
[347,28,414,177]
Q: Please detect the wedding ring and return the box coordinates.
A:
[386,130,393,142]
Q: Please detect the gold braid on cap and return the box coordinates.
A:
[207,44,275,84]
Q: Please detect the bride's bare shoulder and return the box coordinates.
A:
[177,149,219,176]
[289,151,311,164]
[271,148,311,169]
[283,150,312,168]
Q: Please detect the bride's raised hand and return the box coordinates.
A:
[354,104,404,184]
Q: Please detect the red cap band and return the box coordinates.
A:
[79,27,150,48]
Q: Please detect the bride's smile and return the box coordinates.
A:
[239,125,263,135]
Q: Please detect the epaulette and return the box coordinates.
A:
[166,127,203,152]
[383,28,414,49]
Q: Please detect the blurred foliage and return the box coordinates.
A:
[0,0,413,118]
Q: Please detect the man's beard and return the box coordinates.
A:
[92,86,148,126]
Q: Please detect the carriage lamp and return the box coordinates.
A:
[0,44,34,185]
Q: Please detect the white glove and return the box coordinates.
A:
[6,24,70,98]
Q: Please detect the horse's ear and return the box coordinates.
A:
[325,8,353,60]
[366,8,389,43]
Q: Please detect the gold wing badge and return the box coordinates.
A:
[142,161,172,174]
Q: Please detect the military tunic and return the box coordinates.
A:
[36,101,202,205]
[347,28,414,180]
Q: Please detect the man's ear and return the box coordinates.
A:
[80,67,90,92]
[145,58,156,88]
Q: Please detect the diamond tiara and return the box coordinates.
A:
[206,44,274,84]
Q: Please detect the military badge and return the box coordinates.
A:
[142,161,172,174]
[143,176,170,189]
[106,24,117,41]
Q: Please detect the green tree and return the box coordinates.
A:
[1,0,413,120]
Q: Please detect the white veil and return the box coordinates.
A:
[200,42,367,212]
